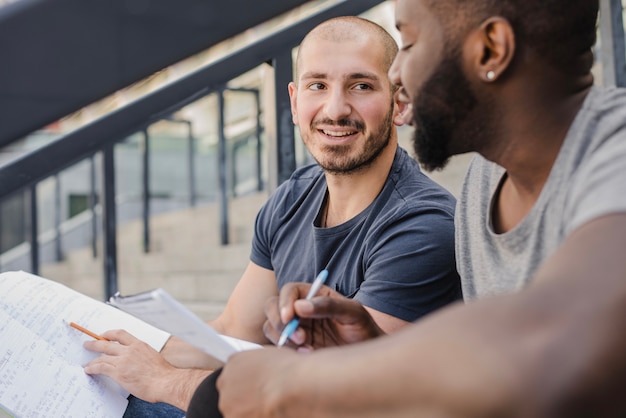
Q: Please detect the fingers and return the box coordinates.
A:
[83,356,117,376]
[270,282,348,348]
[82,330,172,400]
[294,295,368,324]
[263,297,304,346]
[101,329,138,344]
[277,283,310,324]
[262,296,282,346]
[83,329,137,355]
[278,282,337,323]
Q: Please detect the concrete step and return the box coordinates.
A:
[39,192,268,320]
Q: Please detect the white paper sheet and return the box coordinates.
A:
[0,271,171,418]
[109,288,261,363]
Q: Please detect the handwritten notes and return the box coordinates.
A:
[0,271,170,418]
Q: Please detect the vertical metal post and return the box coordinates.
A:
[217,88,230,245]
[230,140,238,197]
[29,184,39,275]
[102,143,118,299]
[187,121,197,207]
[253,89,263,192]
[273,51,296,185]
[600,0,626,87]
[142,129,151,253]
[54,173,62,262]
[0,200,3,270]
[89,154,98,259]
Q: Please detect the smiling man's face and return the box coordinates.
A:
[289,32,396,175]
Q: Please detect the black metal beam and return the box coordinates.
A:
[102,143,118,299]
[28,185,39,275]
[274,50,296,186]
[0,0,385,201]
[141,129,150,254]
[0,0,312,146]
[89,155,98,258]
[54,174,62,262]
[217,88,229,245]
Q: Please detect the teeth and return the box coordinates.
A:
[322,130,356,137]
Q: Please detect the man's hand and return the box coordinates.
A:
[263,282,385,350]
[217,348,300,417]
[83,329,209,410]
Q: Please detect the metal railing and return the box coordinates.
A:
[0,0,386,299]
[1,0,624,299]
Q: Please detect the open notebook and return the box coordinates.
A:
[0,271,260,418]
[0,271,170,417]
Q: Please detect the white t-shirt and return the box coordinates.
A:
[456,86,626,300]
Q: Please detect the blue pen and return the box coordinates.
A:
[277,269,329,347]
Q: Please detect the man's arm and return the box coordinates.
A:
[363,306,409,333]
[158,260,278,370]
[216,214,626,417]
[209,261,278,344]
[83,261,279,410]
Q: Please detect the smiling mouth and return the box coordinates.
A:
[321,129,358,137]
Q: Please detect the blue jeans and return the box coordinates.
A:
[124,395,186,418]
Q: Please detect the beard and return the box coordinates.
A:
[411,46,480,172]
[308,102,394,175]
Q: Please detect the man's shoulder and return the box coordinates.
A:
[290,163,324,181]
[263,163,324,208]
[586,85,626,113]
[390,147,457,211]
[573,86,626,149]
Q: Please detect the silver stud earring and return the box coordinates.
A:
[486,70,496,81]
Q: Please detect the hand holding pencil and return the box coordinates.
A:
[67,320,109,341]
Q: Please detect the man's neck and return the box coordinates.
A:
[323,142,397,228]
[489,85,592,233]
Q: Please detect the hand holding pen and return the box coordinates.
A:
[277,269,329,347]
[266,271,385,350]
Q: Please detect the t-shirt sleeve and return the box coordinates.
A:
[567,129,626,234]
[354,204,462,322]
[249,181,295,271]
[249,198,276,271]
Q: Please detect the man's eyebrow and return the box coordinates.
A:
[299,71,381,82]
[300,72,327,80]
[348,72,380,81]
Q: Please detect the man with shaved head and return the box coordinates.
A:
[82,16,461,416]
[206,0,626,416]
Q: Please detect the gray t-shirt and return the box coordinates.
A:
[457,86,626,300]
[251,147,461,322]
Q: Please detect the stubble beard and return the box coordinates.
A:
[306,106,395,176]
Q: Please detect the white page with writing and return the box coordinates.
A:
[0,309,128,418]
[0,271,171,418]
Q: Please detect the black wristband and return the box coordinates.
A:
[186,368,224,418]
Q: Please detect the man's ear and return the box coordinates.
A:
[466,17,515,83]
[288,82,299,125]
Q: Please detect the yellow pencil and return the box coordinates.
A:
[68,321,109,341]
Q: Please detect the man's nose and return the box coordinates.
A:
[323,89,352,121]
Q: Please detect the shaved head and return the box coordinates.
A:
[295,16,398,83]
